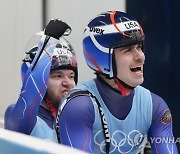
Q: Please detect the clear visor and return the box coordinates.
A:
[24,31,43,54]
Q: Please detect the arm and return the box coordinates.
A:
[5,20,72,134]
[4,36,54,134]
[59,96,95,153]
[149,92,178,153]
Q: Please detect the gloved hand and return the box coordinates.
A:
[45,19,71,39]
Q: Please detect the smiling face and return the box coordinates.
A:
[46,69,76,109]
[114,43,145,87]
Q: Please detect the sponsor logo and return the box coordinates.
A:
[89,27,105,35]
[161,109,172,124]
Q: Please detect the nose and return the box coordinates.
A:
[62,78,70,85]
[133,49,145,62]
[61,76,73,87]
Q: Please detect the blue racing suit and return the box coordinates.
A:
[57,77,178,153]
[5,36,58,142]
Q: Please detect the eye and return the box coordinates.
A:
[137,44,143,50]
[51,74,62,78]
[69,74,75,79]
[124,48,132,53]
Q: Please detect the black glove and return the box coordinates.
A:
[45,19,71,39]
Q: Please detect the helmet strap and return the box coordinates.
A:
[113,77,134,96]
[44,97,57,117]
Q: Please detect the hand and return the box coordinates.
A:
[45,19,71,39]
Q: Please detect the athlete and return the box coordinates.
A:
[56,11,178,153]
[4,19,78,143]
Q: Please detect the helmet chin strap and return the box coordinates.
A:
[44,97,57,117]
[113,77,134,96]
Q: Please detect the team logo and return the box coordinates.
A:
[161,109,172,124]
[123,21,139,30]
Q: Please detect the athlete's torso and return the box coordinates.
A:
[58,78,178,153]
[75,79,152,153]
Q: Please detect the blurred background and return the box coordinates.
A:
[0,0,125,127]
[0,0,179,151]
[127,0,180,151]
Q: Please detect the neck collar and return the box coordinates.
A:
[97,75,134,96]
[44,97,57,117]
[113,77,134,96]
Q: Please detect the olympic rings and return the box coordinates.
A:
[94,129,147,153]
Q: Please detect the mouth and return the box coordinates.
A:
[130,66,142,73]
[62,90,70,96]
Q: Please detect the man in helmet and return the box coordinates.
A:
[4,19,78,143]
[56,11,178,153]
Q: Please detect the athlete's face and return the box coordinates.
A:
[46,69,76,109]
[114,43,145,87]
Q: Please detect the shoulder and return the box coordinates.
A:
[57,90,95,131]
[65,95,94,112]
[150,92,172,125]
[151,92,166,104]
[59,89,95,120]
[151,92,169,112]
[137,86,168,109]
[135,86,151,97]
[74,79,96,90]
